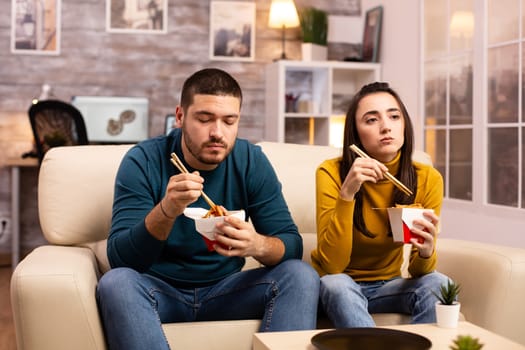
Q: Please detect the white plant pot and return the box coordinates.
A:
[301,43,327,61]
[435,301,461,328]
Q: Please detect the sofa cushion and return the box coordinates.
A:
[38,144,133,245]
[257,142,341,235]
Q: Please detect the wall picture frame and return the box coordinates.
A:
[11,0,61,55]
[209,1,255,62]
[106,0,167,34]
[165,113,176,135]
[361,5,383,62]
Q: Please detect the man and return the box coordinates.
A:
[96,68,319,350]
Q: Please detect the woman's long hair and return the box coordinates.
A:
[339,82,417,238]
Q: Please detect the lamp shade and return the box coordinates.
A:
[450,11,474,38]
[268,0,300,29]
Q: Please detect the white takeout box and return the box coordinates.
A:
[386,207,433,243]
[184,208,245,251]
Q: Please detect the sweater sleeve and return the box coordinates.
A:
[407,164,444,277]
[107,144,167,271]
[311,158,356,275]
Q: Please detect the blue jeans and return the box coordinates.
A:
[96,259,319,350]
[320,271,449,328]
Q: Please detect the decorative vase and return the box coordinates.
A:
[435,301,461,328]
[301,43,327,61]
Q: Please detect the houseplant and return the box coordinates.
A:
[433,279,461,328]
[299,7,328,61]
[450,335,484,350]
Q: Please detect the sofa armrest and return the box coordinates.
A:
[11,245,106,350]
[436,238,525,345]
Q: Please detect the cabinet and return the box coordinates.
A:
[264,60,381,147]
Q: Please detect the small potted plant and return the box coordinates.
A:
[433,279,461,328]
[299,7,328,61]
[450,335,484,350]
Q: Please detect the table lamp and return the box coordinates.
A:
[268,0,300,60]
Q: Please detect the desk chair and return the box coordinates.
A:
[28,100,89,163]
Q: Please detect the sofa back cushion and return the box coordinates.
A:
[38,144,133,245]
[38,142,431,272]
[257,142,341,235]
[38,142,339,244]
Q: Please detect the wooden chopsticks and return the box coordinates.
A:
[349,144,413,196]
[170,152,218,210]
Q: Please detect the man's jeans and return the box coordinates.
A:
[320,271,449,328]
[96,259,319,350]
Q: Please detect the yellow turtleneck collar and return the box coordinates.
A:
[381,151,402,182]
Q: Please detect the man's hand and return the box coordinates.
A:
[162,172,204,218]
[213,215,285,266]
[145,171,203,240]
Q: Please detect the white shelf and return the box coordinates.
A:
[284,113,329,118]
[264,60,381,146]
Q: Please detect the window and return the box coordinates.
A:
[424,0,474,201]
[486,0,522,207]
[423,0,525,209]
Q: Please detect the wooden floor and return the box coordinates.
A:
[0,265,16,350]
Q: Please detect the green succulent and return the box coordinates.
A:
[450,335,484,350]
[299,7,328,45]
[433,279,461,305]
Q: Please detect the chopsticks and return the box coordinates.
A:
[349,144,413,196]
[170,152,218,210]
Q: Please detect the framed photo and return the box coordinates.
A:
[11,0,61,55]
[165,114,176,135]
[209,1,255,62]
[361,5,383,62]
[106,0,167,34]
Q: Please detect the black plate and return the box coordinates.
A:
[311,328,432,350]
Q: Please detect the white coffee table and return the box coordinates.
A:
[253,321,525,350]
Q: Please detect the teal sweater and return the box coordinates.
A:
[107,129,302,287]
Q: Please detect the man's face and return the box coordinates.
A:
[176,94,240,170]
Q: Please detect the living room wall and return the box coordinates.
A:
[0,0,361,255]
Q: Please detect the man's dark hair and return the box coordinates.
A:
[180,68,243,112]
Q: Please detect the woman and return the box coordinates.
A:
[311,82,449,327]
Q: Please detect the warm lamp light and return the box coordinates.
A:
[329,115,345,148]
[268,0,300,60]
[450,11,474,38]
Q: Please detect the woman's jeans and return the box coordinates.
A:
[96,259,319,350]
[320,271,449,328]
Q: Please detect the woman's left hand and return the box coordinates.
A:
[410,210,440,258]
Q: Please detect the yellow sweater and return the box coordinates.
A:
[311,152,443,281]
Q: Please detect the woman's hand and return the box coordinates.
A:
[410,210,440,258]
[340,158,388,201]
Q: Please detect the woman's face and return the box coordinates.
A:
[355,92,405,163]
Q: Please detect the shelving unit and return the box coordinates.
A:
[264,60,381,147]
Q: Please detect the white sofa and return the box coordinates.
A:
[10,141,525,349]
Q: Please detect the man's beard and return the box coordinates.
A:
[183,133,231,166]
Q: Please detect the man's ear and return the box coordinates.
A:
[175,105,184,127]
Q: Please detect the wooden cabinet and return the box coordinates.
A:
[264,60,381,147]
